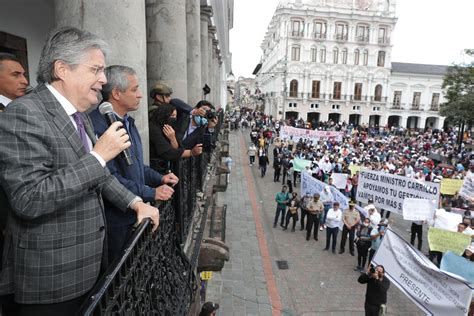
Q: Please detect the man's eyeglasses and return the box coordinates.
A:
[78,63,105,76]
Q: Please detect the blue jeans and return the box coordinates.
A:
[325,227,339,251]
[274,205,286,227]
[321,204,331,225]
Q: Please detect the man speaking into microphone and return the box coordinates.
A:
[90,65,178,263]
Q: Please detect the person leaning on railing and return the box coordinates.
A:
[149,103,203,173]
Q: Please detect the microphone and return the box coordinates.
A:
[98,102,133,166]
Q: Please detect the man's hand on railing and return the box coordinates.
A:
[155,184,174,201]
[132,201,160,232]
[161,172,179,187]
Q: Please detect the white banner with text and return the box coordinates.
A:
[357,169,440,214]
[373,229,473,316]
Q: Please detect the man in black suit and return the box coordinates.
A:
[0,52,28,316]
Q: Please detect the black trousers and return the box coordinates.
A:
[284,211,298,230]
[0,294,19,316]
[274,167,281,181]
[300,208,307,229]
[340,225,356,253]
[364,301,381,316]
[107,224,134,264]
[17,293,87,316]
[282,168,287,184]
[306,213,320,240]
[410,223,423,251]
[357,243,370,268]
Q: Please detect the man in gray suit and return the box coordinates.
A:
[0,27,160,315]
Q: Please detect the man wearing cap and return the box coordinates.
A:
[199,302,219,316]
[339,202,360,255]
[306,193,324,241]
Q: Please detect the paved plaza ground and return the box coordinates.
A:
[206,130,426,316]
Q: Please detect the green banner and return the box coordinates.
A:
[428,227,471,255]
[293,158,312,172]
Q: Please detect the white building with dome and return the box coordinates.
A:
[254,0,447,129]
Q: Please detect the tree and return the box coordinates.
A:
[440,49,474,129]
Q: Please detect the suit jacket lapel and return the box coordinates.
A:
[35,84,86,157]
[83,114,97,146]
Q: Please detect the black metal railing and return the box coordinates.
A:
[78,115,224,315]
[78,202,195,315]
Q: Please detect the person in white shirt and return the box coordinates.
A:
[323,202,342,254]
[0,52,29,110]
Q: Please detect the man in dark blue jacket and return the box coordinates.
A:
[90,65,178,263]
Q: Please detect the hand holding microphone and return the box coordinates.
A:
[94,102,134,165]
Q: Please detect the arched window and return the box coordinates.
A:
[354,49,360,65]
[333,47,339,64]
[377,51,386,67]
[374,84,382,101]
[319,47,326,63]
[310,46,317,62]
[290,79,298,97]
[363,49,369,66]
[342,48,348,64]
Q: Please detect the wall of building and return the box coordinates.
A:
[0,0,55,85]
[256,0,446,129]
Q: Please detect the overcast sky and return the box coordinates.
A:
[229,0,474,78]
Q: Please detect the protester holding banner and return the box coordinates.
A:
[323,202,342,253]
[357,265,390,316]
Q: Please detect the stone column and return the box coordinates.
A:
[200,6,212,102]
[147,0,188,101]
[55,0,150,161]
[186,0,202,105]
[208,26,215,103]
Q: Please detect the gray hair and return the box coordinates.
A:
[37,26,109,84]
[101,65,136,101]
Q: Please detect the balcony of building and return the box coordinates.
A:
[350,95,368,102]
[370,96,388,103]
[429,104,440,111]
[78,116,231,315]
[312,32,327,40]
[287,92,305,99]
[391,102,404,110]
[307,92,326,100]
[335,33,348,42]
[356,35,370,44]
[290,30,304,38]
[378,37,391,46]
[410,103,422,111]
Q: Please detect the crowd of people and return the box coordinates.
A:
[230,109,473,315]
[0,27,221,315]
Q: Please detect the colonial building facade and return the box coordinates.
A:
[255,0,447,129]
[0,0,233,157]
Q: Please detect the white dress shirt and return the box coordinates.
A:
[0,94,12,106]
